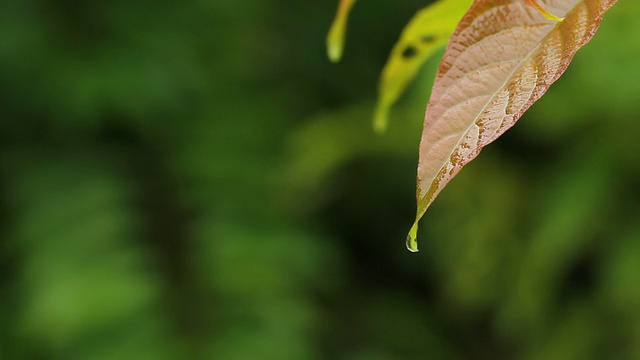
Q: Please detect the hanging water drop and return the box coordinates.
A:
[406,221,419,252]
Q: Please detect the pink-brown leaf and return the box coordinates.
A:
[407,0,617,251]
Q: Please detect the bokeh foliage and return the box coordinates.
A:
[1,0,639,359]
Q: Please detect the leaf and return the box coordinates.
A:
[374,0,473,133]
[327,0,357,63]
[407,0,617,252]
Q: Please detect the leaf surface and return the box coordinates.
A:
[327,0,357,63]
[374,0,472,132]
[407,0,617,251]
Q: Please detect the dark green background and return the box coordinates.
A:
[1,0,639,359]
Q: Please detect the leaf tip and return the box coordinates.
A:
[326,23,345,63]
[326,40,343,63]
[373,103,390,134]
[326,23,345,62]
[326,0,357,63]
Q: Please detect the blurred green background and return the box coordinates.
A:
[1,0,640,359]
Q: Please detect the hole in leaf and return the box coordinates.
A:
[401,45,418,59]
[420,34,436,43]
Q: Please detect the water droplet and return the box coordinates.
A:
[406,221,419,252]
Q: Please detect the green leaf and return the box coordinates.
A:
[374,0,472,133]
[326,0,357,63]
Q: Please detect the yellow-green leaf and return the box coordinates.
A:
[374,0,472,133]
[327,0,357,63]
